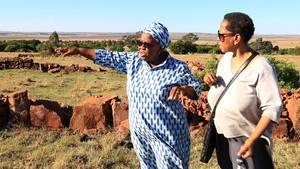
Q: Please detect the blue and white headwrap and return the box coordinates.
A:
[143,22,171,49]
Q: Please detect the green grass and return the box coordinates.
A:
[0,127,298,168]
[0,127,139,168]
[0,69,127,106]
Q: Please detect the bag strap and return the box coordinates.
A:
[210,52,258,118]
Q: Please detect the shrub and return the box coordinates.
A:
[196,55,300,92]
[293,46,300,55]
[4,45,18,52]
[195,54,219,91]
[128,45,138,52]
[109,45,124,52]
[267,56,300,91]
[169,40,197,54]
[196,45,212,53]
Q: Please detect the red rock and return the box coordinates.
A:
[111,99,128,129]
[70,95,118,132]
[30,99,72,128]
[8,90,31,126]
[273,118,294,139]
[286,95,300,130]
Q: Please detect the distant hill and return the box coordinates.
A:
[0,31,299,48]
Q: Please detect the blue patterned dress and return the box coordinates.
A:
[95,49,201,169]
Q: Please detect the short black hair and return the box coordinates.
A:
[224,12,255,43]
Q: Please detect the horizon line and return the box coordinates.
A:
[1,31,300,36]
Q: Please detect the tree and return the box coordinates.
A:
[40,31,60,55]
[250,38,274,54]
[49,31,59,48]
[181,33,199,42]
[122,31,142,46]
[169,40,197,54]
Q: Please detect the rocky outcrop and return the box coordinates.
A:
[286,88,300,130]
[70,95,118,133]
[0,56,97,73]
[0,87,299,140]
[30,99,72,128]
[111,99,129,129]
[8,90,31,126]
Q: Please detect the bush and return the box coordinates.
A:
[4,45,18,52]
[195,54,219,91]
[293,46,300,55]
[109,45,125,52]
[196,55,300,92]
[128,45,138,52]
[169,40,197,54]
[250,38,274,54]
[267,56,300,91]
[196,45,212,53]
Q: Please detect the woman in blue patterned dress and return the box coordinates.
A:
[56,22,202,169]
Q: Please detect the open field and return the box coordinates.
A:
[0,34,299,168]
[0,54,299,168]
[1,52,299,71]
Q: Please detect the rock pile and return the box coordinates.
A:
[0,88,299,140]
[0,55,97,73]
[0,58,299,140]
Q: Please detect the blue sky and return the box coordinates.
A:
[1,0,299,35]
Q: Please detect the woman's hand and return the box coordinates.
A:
[237,138,254,159]
[168,86,184,100]
[55,47,77,56]
[237,117,273,159]
[55,47,96,61]
[204,72,217,86]
[168,85,197,100]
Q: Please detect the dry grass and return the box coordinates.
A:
[0,51,299,168]
[0,34,299,168]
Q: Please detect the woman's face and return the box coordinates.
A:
[218,20,236,53]
[138,33,162,63]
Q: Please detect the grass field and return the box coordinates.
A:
[1,126,297,169]
[0,51,300,168]
[1,52,299,71]
[1,30,300,168]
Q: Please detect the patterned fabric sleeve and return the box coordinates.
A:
[94,49,139,74]
[177,63,202,99]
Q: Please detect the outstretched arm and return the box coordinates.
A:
[55,47,96,61]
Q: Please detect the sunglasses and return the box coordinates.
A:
[137,40,157,48]
[218,30,235,42]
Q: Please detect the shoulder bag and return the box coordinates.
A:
[200,52,258,163]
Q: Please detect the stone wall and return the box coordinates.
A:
[0,88,299,140]
[0,55,98,73]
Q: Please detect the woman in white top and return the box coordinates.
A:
[204,12,282,169]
